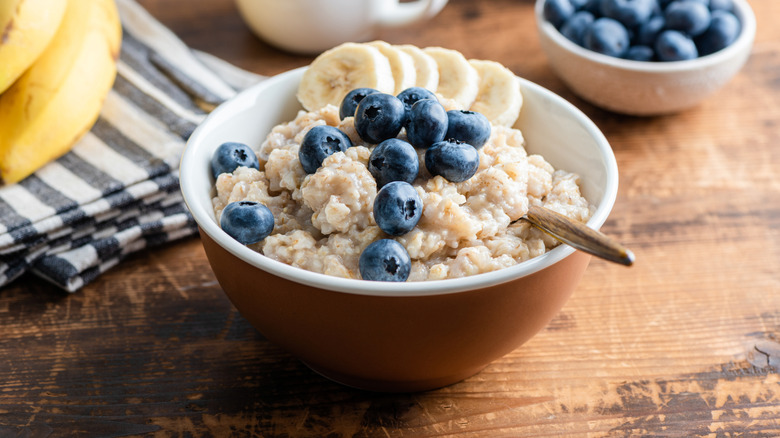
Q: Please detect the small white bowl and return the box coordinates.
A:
[534,0,756,115]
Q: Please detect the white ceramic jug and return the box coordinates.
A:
[235,0,449,54]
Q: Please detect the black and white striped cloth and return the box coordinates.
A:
[0,0,264,291]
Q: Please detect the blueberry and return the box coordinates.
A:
[569,0,590,9]
[373,181,423,236]
[210,142,259,179]
[561,11,595,45]
[359,239,411,282]
[600,0,656,28]
[584,17,631,57]
[396,87,438,125]
[625,44,655,60]
[354,93,406,144]
[655,29,698,60]
[220,201,274,245]
[298,125,353,174]
[695,9,740,55]
[665,0,711,36]
[582,0,603,14]
[445,110,491,149]
[406,99,448,149]
[650,0,663,15]
[339,88,379,120]
[635,15,666,46]
[544,0,576,28]
[425,140,480,183]
[709,0,733,11]
[368,138,419,188]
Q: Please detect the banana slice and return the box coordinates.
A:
[297,42,395,112]
[396,44,439,92]
[468,59,523,127]
[423,47,480,110]
[367,41,416,95]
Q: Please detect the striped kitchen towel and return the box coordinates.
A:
[0,0,264,291]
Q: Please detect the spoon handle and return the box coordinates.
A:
[523,205,635,266]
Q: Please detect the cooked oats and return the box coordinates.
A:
[212,104,594,281]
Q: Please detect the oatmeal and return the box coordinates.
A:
[212,103,594,281]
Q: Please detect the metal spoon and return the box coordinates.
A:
[517,205,635,266]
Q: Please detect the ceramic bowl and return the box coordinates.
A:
[534,0,756,115]
[180,67,618,392]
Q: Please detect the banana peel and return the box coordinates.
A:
[0,0,122,185]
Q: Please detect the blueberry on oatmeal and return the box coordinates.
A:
[406,98,448,149]
[445,110,491,149]
[359,239,411,282]
[424,139,480,183]
[210,141,259,179]
[373,181,423,236]
[339,87,379,120]
[220,201,274,245]
[354,92,406,144]
[368,138,419,188]
[298,125,353,174]
[396,86,438,125]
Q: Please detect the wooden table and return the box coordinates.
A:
[3,0,779,436]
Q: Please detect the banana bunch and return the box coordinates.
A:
[0,0,122,185]
[297,41,523,128]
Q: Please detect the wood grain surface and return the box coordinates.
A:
[2,0,780,436]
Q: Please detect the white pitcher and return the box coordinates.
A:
[235,0,449,54]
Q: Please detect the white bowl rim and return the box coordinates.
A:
[534,0,757,73]
[180,67,619,297]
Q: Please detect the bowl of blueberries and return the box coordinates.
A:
[536,0,756,115]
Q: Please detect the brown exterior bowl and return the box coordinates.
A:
[201,230,591,392]
[181,67,618,392]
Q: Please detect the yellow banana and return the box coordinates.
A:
[0,0,122,185]
[0,0,67,94]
